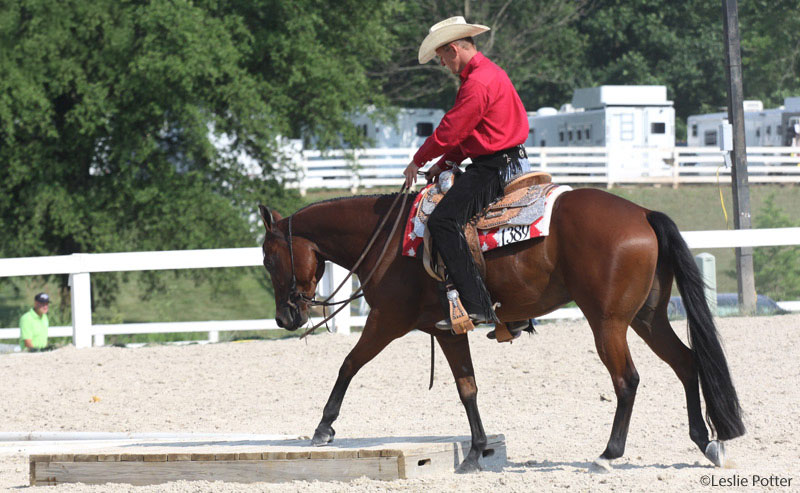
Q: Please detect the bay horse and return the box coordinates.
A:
[257,187,745,473]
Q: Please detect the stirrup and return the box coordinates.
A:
[434,288,475,334]
[487,319,536,341]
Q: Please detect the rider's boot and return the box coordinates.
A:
[487,319,537,340]
[434,281,497,332]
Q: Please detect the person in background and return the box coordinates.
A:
[19,292,51,351]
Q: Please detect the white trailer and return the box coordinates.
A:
[525,86,675,179]
[526,86,675,148]
[687,98,800,147]
[350,107,445,148]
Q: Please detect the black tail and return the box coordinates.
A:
[647,211,746,440]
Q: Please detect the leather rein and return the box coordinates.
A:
[285,185,412,340]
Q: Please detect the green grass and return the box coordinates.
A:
[1,184,798,346]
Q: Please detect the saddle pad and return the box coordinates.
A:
[402,183,572,258]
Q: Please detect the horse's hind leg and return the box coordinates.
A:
[311,313,403,446]
[435,331,487,473]
[631,308,714,462]
[587,317,640,471]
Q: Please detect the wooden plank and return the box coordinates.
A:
[402,435,507,479]
[143,454,167,462]
[167,453,191,461]
[28,458,38,486]
[285,451,310,460]
[27,435,507,485]
[357,449,382,458]
[261,451,287,460]
[34,457,401,485]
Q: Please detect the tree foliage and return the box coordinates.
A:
[753,195,800,300]
[373,0,589,112]
[0,0,397,305]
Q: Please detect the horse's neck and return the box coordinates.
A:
[292,196,390,269]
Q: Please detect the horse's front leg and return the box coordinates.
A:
[311,312,404,446]
[435,330,486,473]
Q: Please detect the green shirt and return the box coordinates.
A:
[19,308,49,350]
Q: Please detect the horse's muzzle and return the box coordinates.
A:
[275,305,307,331]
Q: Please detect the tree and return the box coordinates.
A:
[371,0,589,113]
[575,0,727,130]
[752,195,800,300]
[0,0,398,307]
[738,0,800,107]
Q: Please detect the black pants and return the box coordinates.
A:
[427,145,525,320]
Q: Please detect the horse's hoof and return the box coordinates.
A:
[311,427,335,447]
[704,440,726,467]
[590,457,613,473]
[455,459,482,474]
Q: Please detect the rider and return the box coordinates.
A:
[403,16,531,335]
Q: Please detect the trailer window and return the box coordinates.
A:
[651,122,666,134]
[692,125,698,137]
[559,131,564,142]
[586,128,591,140]
[568,131,573,141]
[577,130,582,140]
[416,122,434,137]
[704,130,717,146]
[766,126,771,136]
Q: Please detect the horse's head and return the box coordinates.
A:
[258,204,326,331]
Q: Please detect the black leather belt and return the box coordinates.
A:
[471,144,527,164]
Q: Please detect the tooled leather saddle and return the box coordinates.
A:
[415,171,557,282]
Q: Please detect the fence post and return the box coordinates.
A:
[69,268,93,348]
[672,148,680,189]
[330,263,351,335]
[694,253,718,316]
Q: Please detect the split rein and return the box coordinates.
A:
[288,185,412,340]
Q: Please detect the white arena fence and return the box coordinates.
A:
[1,227,800,348]
[285,146,800,193]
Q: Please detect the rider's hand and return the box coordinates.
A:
[425,163,445,184]
[403,161,420,188]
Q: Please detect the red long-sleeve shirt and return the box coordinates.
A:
[413,52,528,167]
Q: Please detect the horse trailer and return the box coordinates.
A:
[687,97,800,147]
[350,107,445,149]
[525,86,676,179]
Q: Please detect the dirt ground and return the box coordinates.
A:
[1,314,799,492]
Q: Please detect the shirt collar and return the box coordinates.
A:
[459,51,484,82]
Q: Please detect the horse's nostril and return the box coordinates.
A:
[276,317,285,328]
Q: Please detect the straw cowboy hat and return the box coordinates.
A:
[418,16,490,64]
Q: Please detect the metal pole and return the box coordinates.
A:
[721,0,756,314]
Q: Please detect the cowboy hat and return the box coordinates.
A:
[418,16,490,64]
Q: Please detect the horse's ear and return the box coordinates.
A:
[258,204,281,232]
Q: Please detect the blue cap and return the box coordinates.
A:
[34,292,50,304]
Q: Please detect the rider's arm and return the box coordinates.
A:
[412,80,488,166]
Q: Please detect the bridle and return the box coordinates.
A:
[281,185,412,339]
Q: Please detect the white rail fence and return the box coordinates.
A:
[286,146,800,193]
[2,227,800,348]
